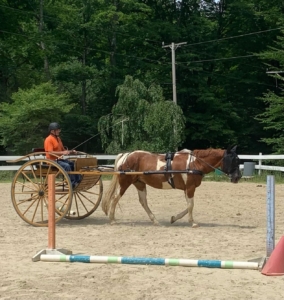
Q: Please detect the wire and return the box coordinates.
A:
[184,27,284,47]
[2,3,283,47]
[189,68,277,89]
[179,54,256,64]
[0,29,170,65]
[0,4,57,21]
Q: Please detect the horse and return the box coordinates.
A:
[101,145,242,227]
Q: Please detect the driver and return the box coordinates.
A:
[44,122,81,188]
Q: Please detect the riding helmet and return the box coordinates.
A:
[48,122,61,132]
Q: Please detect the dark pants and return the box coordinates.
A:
[57,159,81,187]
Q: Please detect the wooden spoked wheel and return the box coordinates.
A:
[64,176,103,220]
[11,159,72,227]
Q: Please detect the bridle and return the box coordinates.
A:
[222,150,240,176]
[188,150,239,177]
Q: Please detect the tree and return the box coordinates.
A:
[98,75,185,153]
[256,30,284,153]
[0,82,74,154]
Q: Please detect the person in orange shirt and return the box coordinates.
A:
[44,122,81,188]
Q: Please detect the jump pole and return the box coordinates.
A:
[32,174,72,262]
[39,254,259,270]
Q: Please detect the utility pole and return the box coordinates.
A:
[162,42,187,104]
[266,70,284,89]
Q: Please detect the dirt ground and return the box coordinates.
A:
[1,180,284,300]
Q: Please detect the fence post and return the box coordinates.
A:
[48,174,56,249]
[32,175,72,262]
[258,152,262,175]
[266,175,275,258]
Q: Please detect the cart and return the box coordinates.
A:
[7,150,107,227]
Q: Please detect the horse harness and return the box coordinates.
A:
[164,151,203,189]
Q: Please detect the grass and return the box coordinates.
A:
[0,171,17,183]
[204,170,284,184]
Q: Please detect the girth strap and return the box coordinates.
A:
[164,152,175,188]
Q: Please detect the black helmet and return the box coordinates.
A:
[48,122,61,132]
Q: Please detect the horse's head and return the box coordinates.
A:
[222,145,242,183]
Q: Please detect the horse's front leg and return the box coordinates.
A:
[170,208,188,224]
[170,188,198,227]
[185,195,199,228]
[135,184,160,225]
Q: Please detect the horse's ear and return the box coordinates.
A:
[227,145,237,153]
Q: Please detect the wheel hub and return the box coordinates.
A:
[38,190,45,196]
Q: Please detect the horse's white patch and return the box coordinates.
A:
[156,158,166,170]
[186,196,194,206]
[117,153,130,169]
[157,158,174,189]
[181,173,187,184]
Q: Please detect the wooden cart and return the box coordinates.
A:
[7,151,106,227]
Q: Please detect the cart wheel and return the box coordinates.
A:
[11,159,72,227]
[65,177,103,220]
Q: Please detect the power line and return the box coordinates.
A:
[0,4,57,21]
[184,27,284,47]
[180,54,256,64]
[0,28,266,69]
[0,29,171,66]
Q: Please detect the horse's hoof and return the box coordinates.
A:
[170,216,176,224]
[110,220,116,225]
[153,221,160,226]
[192,223,199,228]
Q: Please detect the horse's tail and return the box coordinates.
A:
[101,153,124,215]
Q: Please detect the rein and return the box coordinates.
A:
[188,151,227,176]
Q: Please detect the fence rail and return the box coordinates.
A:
[0,155,117,171]
[0,153,284,174]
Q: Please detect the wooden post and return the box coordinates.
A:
[48,174,55,249]
[32,174,72,261]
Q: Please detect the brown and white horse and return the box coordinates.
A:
[101,146,241,227]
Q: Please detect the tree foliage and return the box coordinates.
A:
[98,76,185,153]
[1,0,284,155]
[0,82,74,154]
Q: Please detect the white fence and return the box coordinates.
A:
[0,152,284,174]
[0,154,117,171]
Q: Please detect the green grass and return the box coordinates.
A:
[1,170,283,184]
[0,171,17,183]
[204,170,284,184]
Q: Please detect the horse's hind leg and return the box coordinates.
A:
[109,194,122,224]
[134,182,160,225]
[109,177,132,224]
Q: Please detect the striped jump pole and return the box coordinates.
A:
[40,254,259,270]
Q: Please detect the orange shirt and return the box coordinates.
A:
[44,134,64,160]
